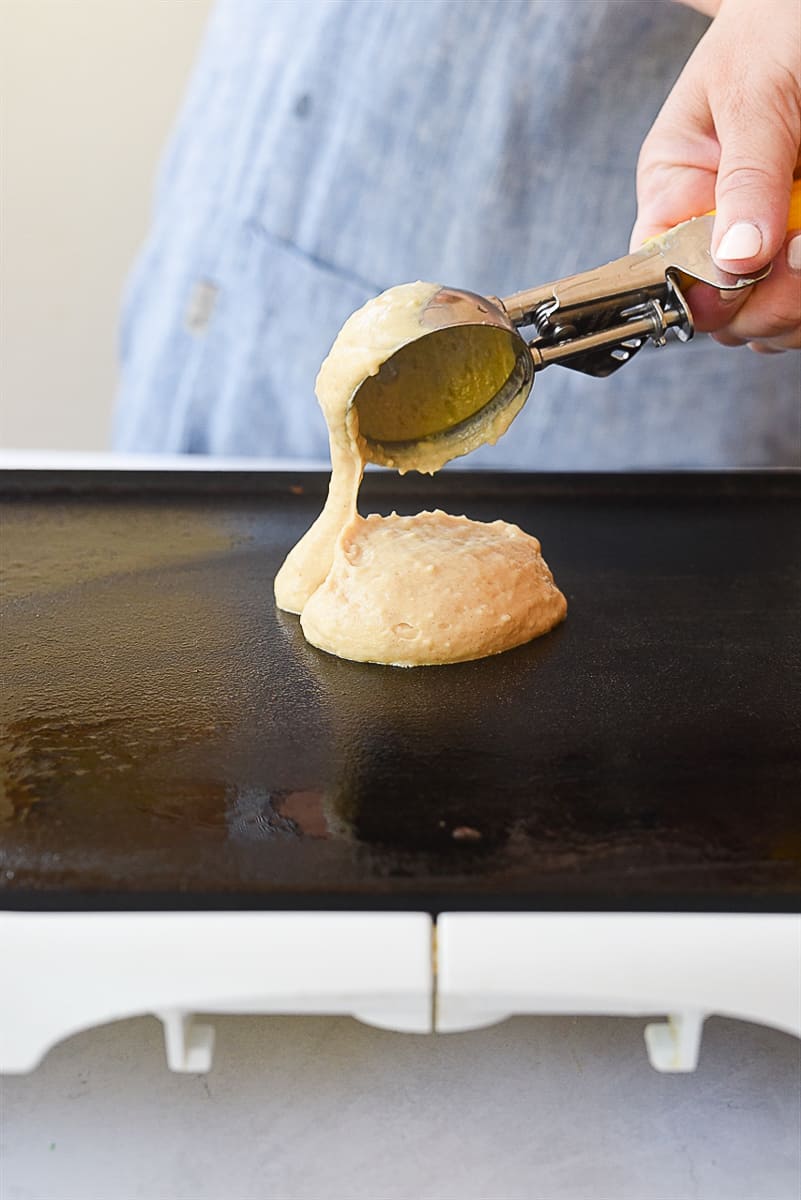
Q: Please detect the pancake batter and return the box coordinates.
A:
[274,282,566,666]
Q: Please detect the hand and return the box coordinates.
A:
[631,0,801,353]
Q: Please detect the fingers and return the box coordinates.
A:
[630,0,801,359]
[688,231,801,338]
[708,0,801,270]
[748,338,797,352]
[711,86,800,271]
[710,330,801,352]
[685,281,752,333]
[630,160,715,251]
[716,233,801,342]
[631,0,801,262]
[630,15,726,251]
[702,231,801,351]
[630,77,719,250]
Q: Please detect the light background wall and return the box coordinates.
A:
[0,0,213,450]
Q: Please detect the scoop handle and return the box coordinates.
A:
[788,176,801,229]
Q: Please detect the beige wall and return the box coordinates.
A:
[0,0,213,450]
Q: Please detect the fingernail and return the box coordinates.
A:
[716,221,763,262]
[787,233,801,275]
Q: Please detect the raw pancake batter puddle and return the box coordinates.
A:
[275,282,566,666]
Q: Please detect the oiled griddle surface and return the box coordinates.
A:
[1,470,799,912]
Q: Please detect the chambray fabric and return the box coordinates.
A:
[114,0,800,468]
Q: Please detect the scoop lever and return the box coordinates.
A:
[494,213,769,378]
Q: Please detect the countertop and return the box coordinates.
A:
[3,1013,799,1200]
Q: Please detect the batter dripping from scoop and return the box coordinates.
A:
[274,282,566,666]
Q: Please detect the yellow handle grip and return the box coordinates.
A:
[787,176,801,229]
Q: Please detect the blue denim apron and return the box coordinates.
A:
[114,0,800,468]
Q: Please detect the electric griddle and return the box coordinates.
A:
[2,466,799,1074]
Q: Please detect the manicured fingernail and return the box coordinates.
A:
[787,233,801,275]
[715,221,763,262]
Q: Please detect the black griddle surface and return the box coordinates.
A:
[1,469,799,913]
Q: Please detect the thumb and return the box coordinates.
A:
[712,86,799,271]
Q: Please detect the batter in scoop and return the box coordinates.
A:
[274,282,566,666]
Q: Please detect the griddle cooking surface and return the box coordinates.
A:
[1,470,799,913]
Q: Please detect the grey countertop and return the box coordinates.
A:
[2,1013,799,1200]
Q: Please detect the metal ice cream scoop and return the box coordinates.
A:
[353,181,801,472]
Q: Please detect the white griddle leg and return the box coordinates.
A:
[644,1010,705,1072]
[157,1009,216,1073]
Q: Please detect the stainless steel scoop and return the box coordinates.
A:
[351,213,770,472]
